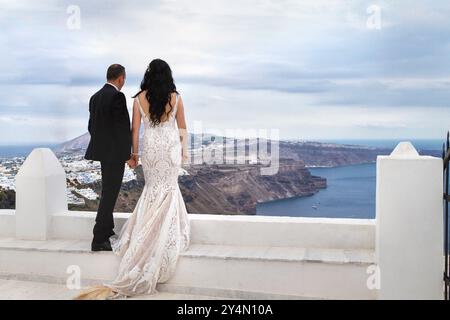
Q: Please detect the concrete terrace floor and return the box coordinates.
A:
[0,279,225,300]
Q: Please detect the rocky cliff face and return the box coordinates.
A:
[71,159,326,215]
[178,160,326,214]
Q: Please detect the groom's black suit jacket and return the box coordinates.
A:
[85,84,131,162]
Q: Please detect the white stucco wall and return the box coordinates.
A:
[376,142,443,300]
[0,145,445,299]
[15,149,67,240]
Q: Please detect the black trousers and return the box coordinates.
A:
[93,160,125,243]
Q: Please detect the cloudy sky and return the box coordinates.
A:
[1,0,450,145]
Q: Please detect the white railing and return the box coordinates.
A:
[0,142,444,299]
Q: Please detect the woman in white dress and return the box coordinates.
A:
[76,59,190,299]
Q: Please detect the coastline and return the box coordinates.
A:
[257,162,378,218]
[305,161,377,169]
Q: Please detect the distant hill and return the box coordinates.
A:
[54,131,397,167]
[54,132,90,154]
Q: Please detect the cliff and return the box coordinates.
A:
[278,141,388,166]
[178,160,326,214]
[70,159,326,215]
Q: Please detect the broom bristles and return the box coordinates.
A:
[73,285,115,300]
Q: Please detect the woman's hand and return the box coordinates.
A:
[132,153,140,166]
[127,154,139,169]
[126,159,134,169]
[131,98,141,169]
[126,158,137,169]
[181,149,189,165]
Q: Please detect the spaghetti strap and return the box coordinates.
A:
[135,97,146,118]
[172,94,179,117]
[136,93,178,122]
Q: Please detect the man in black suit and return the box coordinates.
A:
[85,64,134,251]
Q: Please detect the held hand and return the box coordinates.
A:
[126,158,137,169]
[126,153,139,169]
[132,154,139,167]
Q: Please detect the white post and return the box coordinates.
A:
[376,142,443,299]
[15,148,67,240]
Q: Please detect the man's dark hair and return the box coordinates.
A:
[106,64,125,81]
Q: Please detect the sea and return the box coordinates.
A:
[0,144,59,159]
[256,139,444,219]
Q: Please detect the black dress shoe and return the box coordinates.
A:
[91,240,112,252]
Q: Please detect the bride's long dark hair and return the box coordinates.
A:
[133,59,178,125]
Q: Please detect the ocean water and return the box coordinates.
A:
[257,139,444,219]
[315,139,444,151]
[0,144,57,158]
[257,163,376,219]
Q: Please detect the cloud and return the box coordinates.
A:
[1,0,450,144]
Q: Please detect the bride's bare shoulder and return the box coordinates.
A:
[170,91,178,104]
[137,90,149,105]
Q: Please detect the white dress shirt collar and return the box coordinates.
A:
[106,82,120,91]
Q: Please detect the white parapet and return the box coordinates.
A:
[376,142,443,299]
[0,146,380,299]
[15,148,68,240]
[49,211,375,248]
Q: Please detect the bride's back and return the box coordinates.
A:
[137,90,178,125]
[136,89,182,185]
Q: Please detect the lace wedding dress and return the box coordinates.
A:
[76,94,190,299]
